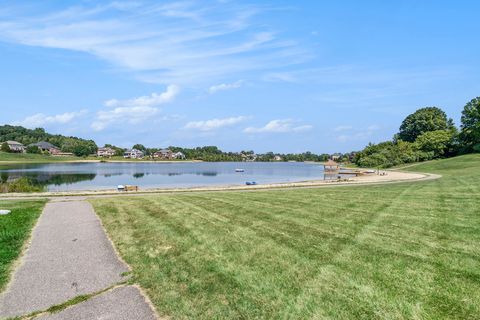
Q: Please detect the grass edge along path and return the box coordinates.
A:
[0,200,46,292]
[90,154,480,319]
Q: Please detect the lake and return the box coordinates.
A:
[0,162,332,191]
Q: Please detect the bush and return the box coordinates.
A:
[0,177,45,193]
[354,140,435,168]
[26,145,42,154]
[1,142,11,153]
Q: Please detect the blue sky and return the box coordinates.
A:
[1,0,479,153]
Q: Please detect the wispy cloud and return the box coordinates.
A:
[184,116,248,131]
[208,80,243,94]
[334,125,353,132]
[105,85,180,108]
[0,2,309,85]
[92,85,178,131]
[335,125,381,143]
[13,110,87,128]
[244,119,312,133]
[92,106,159,131]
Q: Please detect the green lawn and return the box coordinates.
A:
[0,200,46,291]
[90,154,480,319]
[0,151,79,164]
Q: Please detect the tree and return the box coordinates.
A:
[460,97,480,152]
[26,145,42,154]
[398,107,454,142]
[1,142,10,152]
[415,130,454,158]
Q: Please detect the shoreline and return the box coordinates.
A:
[0,170,439,199]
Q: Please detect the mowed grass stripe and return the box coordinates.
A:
[91,154,480,319]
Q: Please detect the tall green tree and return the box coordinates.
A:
[1,142,11,153]
[460,97,480,152]
[415,130,454,158]
[398,107,454,142]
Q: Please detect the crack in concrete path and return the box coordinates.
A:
[0,200,157,319]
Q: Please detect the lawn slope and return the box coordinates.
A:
[0,200,46,291]
[91,154,480,319]
[0,152,78,164]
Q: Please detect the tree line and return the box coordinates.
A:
[0,125,97,156]
[353,97,480,168]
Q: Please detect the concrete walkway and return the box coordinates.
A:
[0,200,157,319]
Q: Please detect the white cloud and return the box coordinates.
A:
[105,85,179,108]
[334,125,353,132]
[335,125,381,143]
[14,110,87,128]
[184,116,248,131]
[244,119,313,133]
[0,3,310,85]
[91,106,159,131]
[92,85,178,131]
[208,80,243,94]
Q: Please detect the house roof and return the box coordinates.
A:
[6,140,24,146]
[29,141,58,149]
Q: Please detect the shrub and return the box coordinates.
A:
[0,177,45,193]
[26,145,42,154]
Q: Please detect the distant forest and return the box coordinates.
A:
[2,95,478,166]
[0,125,97,156]
[0,125,330,161]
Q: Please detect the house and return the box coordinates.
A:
[331,153,342,161]
[241,152,257,162]
[28,141,61,154]
[153,149,173,159]
[97,147,116,157]
[3,141,25,153]
[273,155,283,161]
[173,151,185,160]
[123,148,144,159]
[153,149,185,160]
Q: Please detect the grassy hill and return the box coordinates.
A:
[0,151,78,164]
[90,154,480,319]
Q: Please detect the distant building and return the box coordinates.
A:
[153,149,185,160]
[153,149,173,159]
[331,153,342,161]
[241,152,257,162]
[28,141,60,154]
[123,148,144,159]
[273,155,283,161]
[3,141,25,153]
[173,151,185,160]
[97,147,116,157]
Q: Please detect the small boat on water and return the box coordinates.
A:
[235,168,245,172]
[245,181,257,185]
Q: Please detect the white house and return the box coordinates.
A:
[123,148,144,159]
[3,141,26,153]
[173,151,185,160]
[97,147,116,157]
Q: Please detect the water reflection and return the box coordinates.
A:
[0,162,324,191]
[0,171,96,187]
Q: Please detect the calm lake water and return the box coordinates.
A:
[0,162,331,191]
